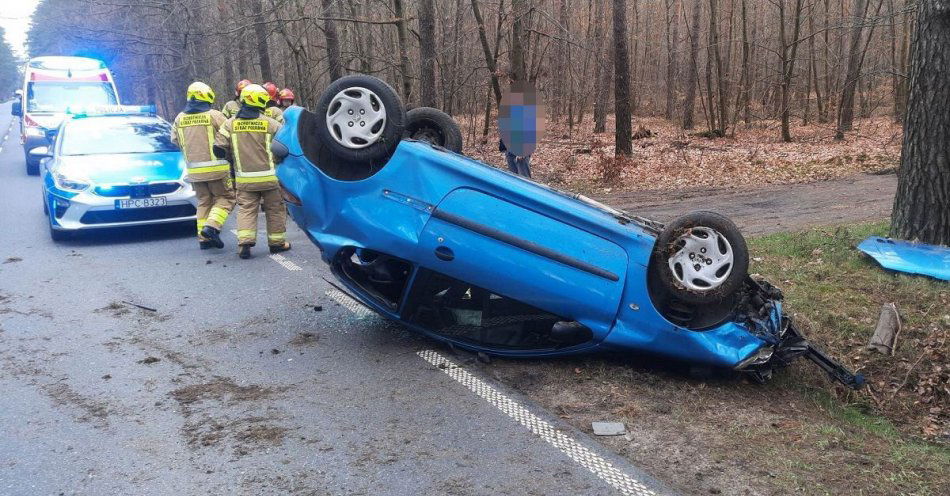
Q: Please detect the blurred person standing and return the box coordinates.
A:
[498,82,545,178]
[171,82,234,250]
[222,79,252,119]
[213,84,290,259]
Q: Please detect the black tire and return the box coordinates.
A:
[49,224,70,242]
[649,211,748,305]
[404,107,463,153]
[313,75,405,167]
[25,151,40,176]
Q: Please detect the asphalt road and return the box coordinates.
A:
[0,101,672,496]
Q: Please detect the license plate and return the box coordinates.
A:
[115,197,166,209]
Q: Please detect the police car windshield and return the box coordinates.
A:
[27,82,117,113]
[61,117,179,156]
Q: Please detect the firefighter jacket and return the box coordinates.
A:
[222,100,240,119]
[171,109,230,182]
[215,115,283,192]
[264,106,284,124]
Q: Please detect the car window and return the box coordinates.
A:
[27,82,117,113]
[60,118,178,156]
[404,269,587,350]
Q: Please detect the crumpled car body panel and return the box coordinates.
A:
[274,106,861,387]
[858,236,950,281]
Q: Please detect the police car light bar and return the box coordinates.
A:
[66,105,157,117]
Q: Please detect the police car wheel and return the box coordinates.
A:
[25,151,40,176]
[649,211,749,305]
[315,75,405,166]
[404,107,463,153]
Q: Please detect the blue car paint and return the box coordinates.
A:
[54,152,185,185]
[275,106,773,367]
[858,236,950,281]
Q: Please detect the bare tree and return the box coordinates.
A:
[322,0,343,81]
[836,0,871,139]
[682,0,701,130]
[418,0,437,107]
[613,0,632,156]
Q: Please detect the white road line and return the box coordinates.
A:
[417,350,659,496]
[325,289,376,319]
[269,253,302,271]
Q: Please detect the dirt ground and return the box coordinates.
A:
[598,172,896,236]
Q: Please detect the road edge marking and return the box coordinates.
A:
[417,349,659,496]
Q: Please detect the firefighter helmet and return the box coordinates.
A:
[240,84,270,109]
[278,88,295,105]
[235,79,252,96]
[263,82,280,102]
[186,81,215,104]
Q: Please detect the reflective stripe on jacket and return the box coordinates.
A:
[171,109,230,182]
[215,116,282,191]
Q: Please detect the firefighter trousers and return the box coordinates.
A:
[194,178,236,239]
[236,188,287,247]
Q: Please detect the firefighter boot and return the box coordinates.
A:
[200,225,225,249]
[269,242,291,254]
[238,245,252,259]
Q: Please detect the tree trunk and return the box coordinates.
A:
[682,0,701,129]
[510,0,528,82]
[613,0,632,156]
[321,0,343,81]
[470,0,502,104]
[835,0,870,139]
[249,0,273,82]
[779,0,805,142]
[392,0,413,102]
[418,0,437,107]
[592,0,609,133]
[890,0,950,246]
[664,0,680,120]
[708,0,728,134]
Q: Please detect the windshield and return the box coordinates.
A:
[60,117,179,156]
[27,82,117,113]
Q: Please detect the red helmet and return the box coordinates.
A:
[262,82,279,102]
[235,79,252,96]
[278,88,295,103]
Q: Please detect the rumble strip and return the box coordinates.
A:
[417,349,660,496]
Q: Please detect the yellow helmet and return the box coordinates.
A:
[240,84,270,109]
[186,81,215,104]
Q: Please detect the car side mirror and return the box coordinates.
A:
[29,146,52,159]
[271,139,289,163]
[11,101,21,117]
[45,128,59,142]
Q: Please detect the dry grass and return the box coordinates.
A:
[461,115,902,194]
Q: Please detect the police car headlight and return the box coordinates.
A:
[53,171,91,192]
[25,126,45,137]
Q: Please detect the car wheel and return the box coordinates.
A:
[314,74,406,167]
[650,211,749,305]
[404,107,463,153]
[49,224,70,242]
[25,151,40,176]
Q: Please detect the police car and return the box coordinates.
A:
[32,106,198,240]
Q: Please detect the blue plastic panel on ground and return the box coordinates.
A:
[857,236,950,281]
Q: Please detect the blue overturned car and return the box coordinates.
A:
[274,75,862,388]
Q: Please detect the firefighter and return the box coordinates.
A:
[222,79,252,119]
[262,81,285,124]
[278,88,295,109]
[213,84,290,259]
[171,81,234,250]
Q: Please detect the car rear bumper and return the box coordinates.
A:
[47,183,198,231]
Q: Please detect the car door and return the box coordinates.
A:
[414,187,628,348]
